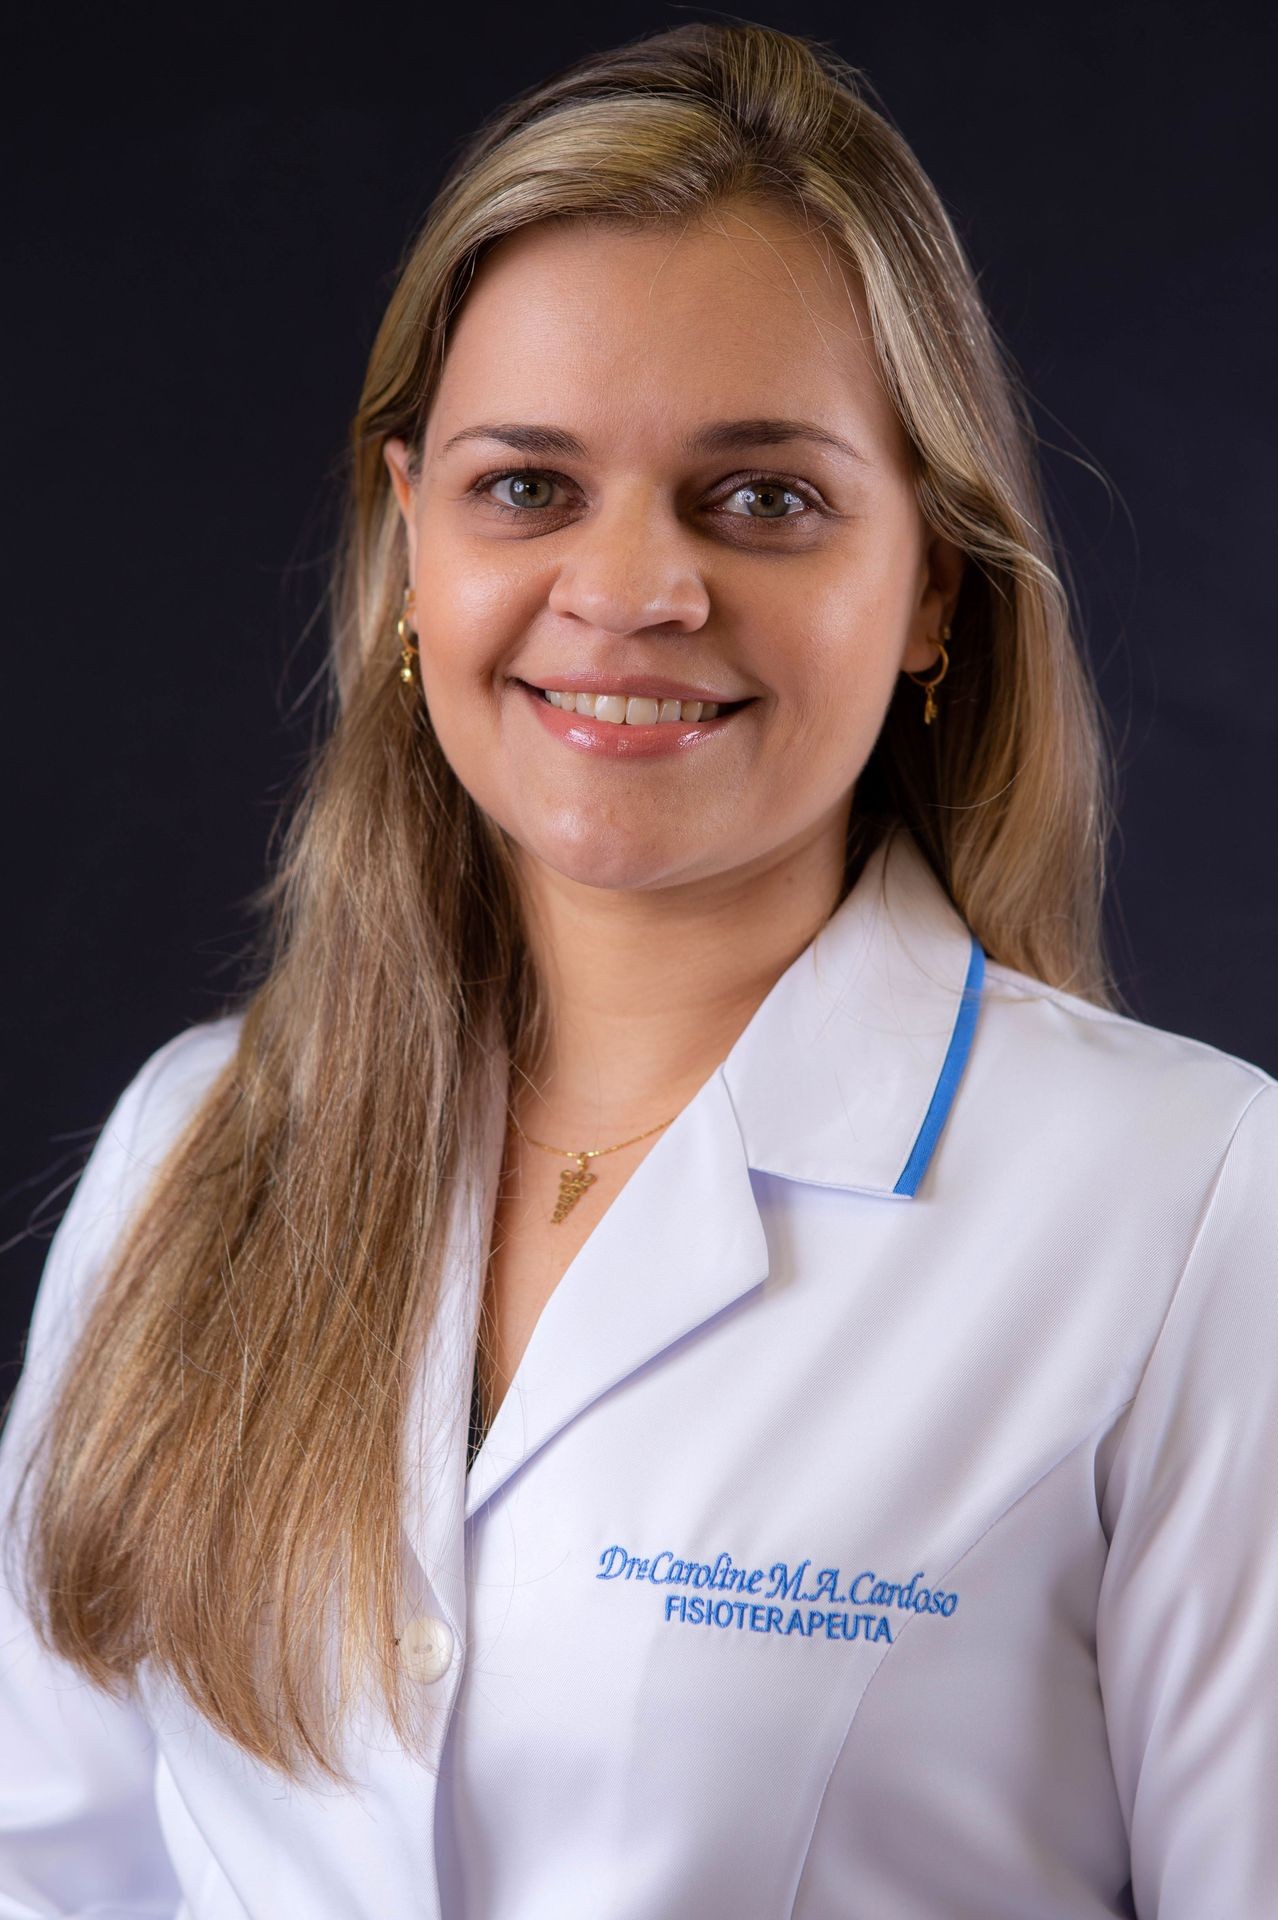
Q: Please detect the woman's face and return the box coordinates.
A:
[385,197,962,895]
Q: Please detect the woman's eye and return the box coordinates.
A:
[487,471,564,511]
[720,479,810,520]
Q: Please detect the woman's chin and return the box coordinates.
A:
[514,830,722,896]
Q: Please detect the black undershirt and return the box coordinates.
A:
[466,1357,487,1472]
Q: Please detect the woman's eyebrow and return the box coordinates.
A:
[438,417,871,467]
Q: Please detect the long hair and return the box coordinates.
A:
[5,21,1121,1786]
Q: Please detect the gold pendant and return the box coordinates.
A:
[551,1153,597,1224]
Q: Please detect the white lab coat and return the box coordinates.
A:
[3,824,1276,1919]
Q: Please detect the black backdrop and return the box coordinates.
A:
[4,2,1276,1374]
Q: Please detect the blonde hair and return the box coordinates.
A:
[5,21,1121,1787]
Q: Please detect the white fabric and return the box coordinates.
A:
[2,824,1275,1918]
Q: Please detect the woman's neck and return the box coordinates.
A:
[509,819,849,1142]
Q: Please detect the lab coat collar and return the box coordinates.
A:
[404,825,984,1558]
[721,823,986,1198]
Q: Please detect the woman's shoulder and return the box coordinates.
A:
[19,1014,249,1379]
[975,955,1276,1170]
[105,1010,246,1163]
[62,1013,247,1247]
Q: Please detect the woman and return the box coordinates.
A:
[2,22,1274,1920]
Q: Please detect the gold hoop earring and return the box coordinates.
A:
[905,623,951,726]
[397,586,418,683]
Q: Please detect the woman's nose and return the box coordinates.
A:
[545,492,711,635]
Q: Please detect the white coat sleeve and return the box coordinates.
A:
[0,1025,232,1918]
[1096,1075,1278,1918]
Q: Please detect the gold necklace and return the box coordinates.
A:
[510,1112,677,1224]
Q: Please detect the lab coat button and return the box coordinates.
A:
[398,1613,455,1683]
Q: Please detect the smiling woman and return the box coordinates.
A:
[3,19,1277,1920]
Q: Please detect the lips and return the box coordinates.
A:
[514,677,753,758]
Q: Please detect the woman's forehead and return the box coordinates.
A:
[424,206,901,469]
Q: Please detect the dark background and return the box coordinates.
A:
[4,2,1276,1373]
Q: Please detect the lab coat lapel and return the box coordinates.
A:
[463,1065,771,1518]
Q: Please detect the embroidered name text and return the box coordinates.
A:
[595,1542,959,1644]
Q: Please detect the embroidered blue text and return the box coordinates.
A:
[595,1542,959,1643]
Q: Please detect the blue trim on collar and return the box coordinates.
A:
[893,935,986,1197]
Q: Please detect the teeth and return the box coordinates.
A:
[543,690,724,724]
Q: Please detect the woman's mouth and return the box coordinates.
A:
[510,678,756,758]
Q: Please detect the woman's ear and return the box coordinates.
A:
[383,438,418,568]
[902,532,965,674]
